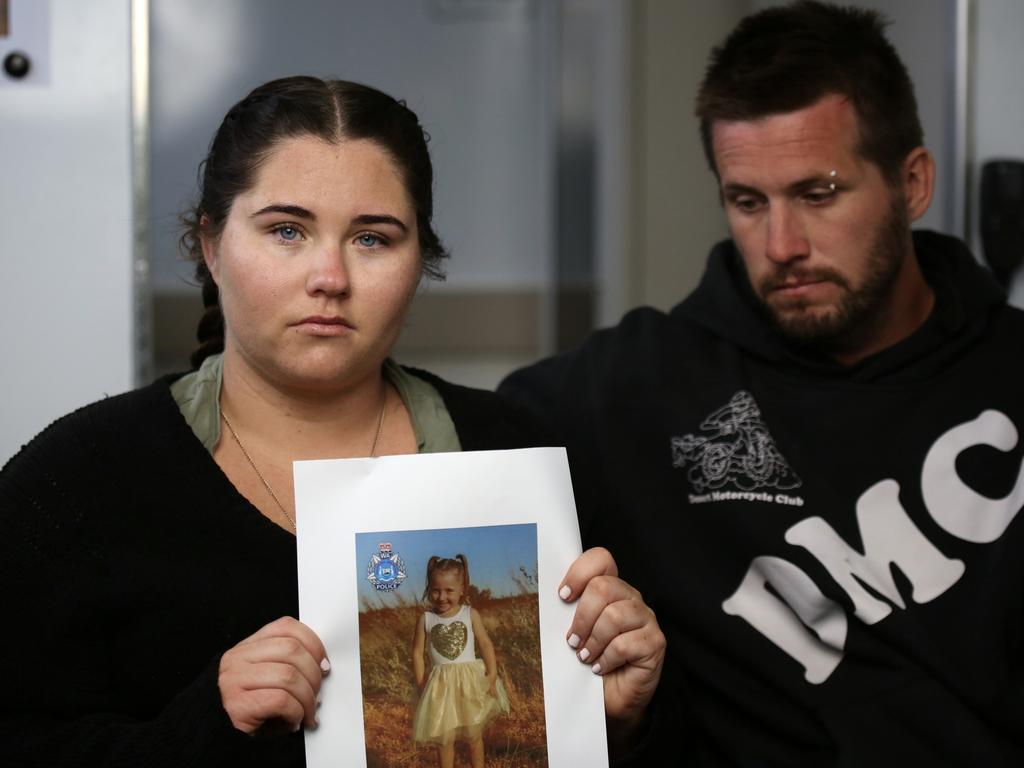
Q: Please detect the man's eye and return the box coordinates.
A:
[731,197,762,213]
[804,188,836,205]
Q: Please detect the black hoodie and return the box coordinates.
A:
[500,231,1024,766]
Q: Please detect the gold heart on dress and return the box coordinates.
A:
[430,620,468,660]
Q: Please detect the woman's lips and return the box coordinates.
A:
[293,315,355,335]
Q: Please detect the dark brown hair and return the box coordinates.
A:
[696,1,923,182]
[180,76,448,368]
[423,554,471,605]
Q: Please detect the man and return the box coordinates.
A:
[500,2,1024,764]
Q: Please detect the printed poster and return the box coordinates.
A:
[295,447,608,768]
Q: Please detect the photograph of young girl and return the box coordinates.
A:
[355,524,546,767]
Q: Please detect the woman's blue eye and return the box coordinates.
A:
[277,225,300,241]
[357,233,382,247]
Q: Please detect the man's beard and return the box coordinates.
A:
[755,199,909,352]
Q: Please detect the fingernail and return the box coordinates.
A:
[291,722,301,733]
[579,647,590,662]
[567,633,580,649]
[320,658,331,674]
[313,717,319,729]
[591,662,602,675]
[317,695,322,708]
[559,585,572,601]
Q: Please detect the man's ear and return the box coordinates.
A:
[901,147,935,223]
[199,216,219,282]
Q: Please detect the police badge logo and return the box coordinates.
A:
[366,542,407,592]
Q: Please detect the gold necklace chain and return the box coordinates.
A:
[221,391,387,532]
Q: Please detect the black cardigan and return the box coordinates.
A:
[0,372,547,767]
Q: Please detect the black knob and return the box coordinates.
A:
[3,51,31,79]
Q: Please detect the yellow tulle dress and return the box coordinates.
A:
[413,604,510,745]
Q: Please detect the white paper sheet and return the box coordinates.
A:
[295,447,608,768]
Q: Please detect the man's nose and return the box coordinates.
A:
[764,204,809,264]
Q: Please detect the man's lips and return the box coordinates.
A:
[771,279,828,294]
[763,271,844,300]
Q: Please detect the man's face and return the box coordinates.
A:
[711,94,913,352]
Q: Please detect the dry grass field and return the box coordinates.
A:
[359,589,548,767]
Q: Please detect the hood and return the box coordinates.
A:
[672,230,1005,381]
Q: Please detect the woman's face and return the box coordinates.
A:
[428,570,465,616]
[202,134,421,394]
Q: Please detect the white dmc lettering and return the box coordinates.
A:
[723,409,1023,684]
[785,480,965,624]
[922,410,1024,543]
[722,556,846,684]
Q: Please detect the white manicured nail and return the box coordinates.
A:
[567,633,580,649]
[579,647,590,662]
[559,585,572,600]
[591,663,602,675]
[320,658,331,674]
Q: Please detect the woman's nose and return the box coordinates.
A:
[306,246,351,297]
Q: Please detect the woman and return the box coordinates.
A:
[0,77,663,766]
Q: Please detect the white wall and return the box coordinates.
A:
[0,0,134,465]
[971,0,1024,308]
[148,0,552,295]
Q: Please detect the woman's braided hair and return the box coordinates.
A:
[180,76,448,369]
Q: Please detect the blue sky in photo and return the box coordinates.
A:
[355,523,537,611]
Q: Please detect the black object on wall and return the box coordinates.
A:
[3,51,31,79]
[980,160,1024,288]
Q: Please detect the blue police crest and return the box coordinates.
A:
[366,542,407,591]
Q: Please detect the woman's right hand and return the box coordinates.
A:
[217,616,329,735]
[559,548,666,734]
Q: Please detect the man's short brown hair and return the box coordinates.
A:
[696,1,924,183]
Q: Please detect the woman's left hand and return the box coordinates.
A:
[559,547,665,731]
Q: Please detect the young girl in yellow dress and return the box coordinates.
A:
[412,555,510,768]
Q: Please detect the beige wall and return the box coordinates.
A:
[152,2,755,389]
[626,0,745,312]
